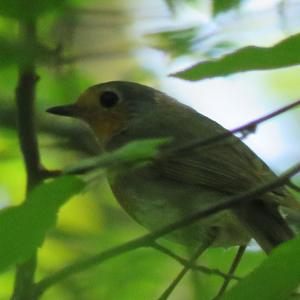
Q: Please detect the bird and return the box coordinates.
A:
[47,81,299,254]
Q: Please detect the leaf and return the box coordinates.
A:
[220,234,300,300]
[172,32,300,80]
[212,0,241,15]
[0,176,84,273]
[147,27,199,58]
[65,138,171,175]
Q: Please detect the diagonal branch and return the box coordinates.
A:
[151,242,241,281]
[212,245,247,300]
[33,161,300,298]
[157,234,215,300]
[164,99,300,155]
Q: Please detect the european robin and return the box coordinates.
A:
[47,81,299,254]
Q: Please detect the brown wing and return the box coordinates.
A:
[155,138,268,193]
[154,136,299,209]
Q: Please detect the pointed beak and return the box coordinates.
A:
[46,104,79,117]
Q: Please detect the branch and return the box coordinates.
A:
[11,20,41,300]
[15,25,41,190]
[164,99,300,155]
[33,161,300,297]
[151,242,241,281]
[212,245,246,300]
[157,235,215,300]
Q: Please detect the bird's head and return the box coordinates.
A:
[47,81,161,147]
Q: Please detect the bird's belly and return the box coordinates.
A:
[109,170,250,248]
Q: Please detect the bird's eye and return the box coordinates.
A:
[99,91,119,108]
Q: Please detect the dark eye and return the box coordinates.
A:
[99,91,119,108]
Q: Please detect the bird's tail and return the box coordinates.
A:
[233,200,294,254]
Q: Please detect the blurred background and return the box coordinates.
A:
[1,0,300,299]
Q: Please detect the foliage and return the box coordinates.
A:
[221,234,300,300]
[172,33,300,80]
[0,176,84,273]
[65,138,170,174]
[212,0,242,15]
[147,27,199,58]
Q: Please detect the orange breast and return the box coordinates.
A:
[88,112,126,147]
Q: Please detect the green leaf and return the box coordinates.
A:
[65,138,171,175]
[147,27,199,58]
[0,0,69,20]
[212,0,241,15]
[172,32,300,80]
[0,176,84,273]
[220,234,300,300]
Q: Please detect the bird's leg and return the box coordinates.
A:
[212,245,247,300]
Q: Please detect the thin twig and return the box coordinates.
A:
[32,162,300,297]
[157,235,215,300]
[151,242,240,281]
[212,245,247,300]
[163,99,300,155]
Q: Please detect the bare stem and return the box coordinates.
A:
[11,19,41,300]
[157,233,215,300]
[15,21,41,190]
[151,242,241,281]
[164,99,300,155]
[212,245,246,300]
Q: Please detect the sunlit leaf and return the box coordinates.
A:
[172,33,300,80]
[147,27,199,58]
[212,0,241,15]
[65,138,171,174]
[220,234,300,300]
[0,176,84,273]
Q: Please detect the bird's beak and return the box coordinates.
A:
[46,104,79,118]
